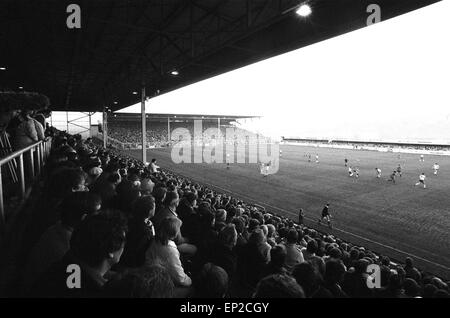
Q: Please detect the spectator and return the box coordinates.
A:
[103,265,174,298]
[323,260,348,298]
[194,263,229,298]
[30,212,127,297]
[283,229,305,272]
[146,217,192,287]
[261,245,288,277]
[209,224,238,280]
[253,274,305,298]
[119,195,156,268]
[292,262,332,298]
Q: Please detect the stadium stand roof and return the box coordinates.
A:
[0,0,439,112]
[109,112,259,122]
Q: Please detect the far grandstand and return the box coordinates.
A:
[103,112,262,150]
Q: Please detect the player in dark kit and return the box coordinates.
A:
[344,158,348,167]
[318,204,332,229]
[388,170,396,184]
[298,208,305,225]
[396,164,402,177]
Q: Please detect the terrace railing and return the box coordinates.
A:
[0,138,52,238]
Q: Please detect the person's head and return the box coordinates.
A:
[215,209,227,224]
[324,260,346,285]
[133,195,156,221]
[292,262,319,297]
[381,255,391,267]
[195,263,229,298]
[269,245,287,268]
[231,217,245,235]
[423,284,438,298]
[151,159,156,164]
[48,167,88,197]
[104,265,174,298]
[267,224,276,238]
[433,289,450,298]
[286,229,298,244]
[253,274,305,298]
[249,229,265,246]
[152,186,167,204]
[59,192,102,228]
[404,278,421,297]
[260,225,268,238]
[405,257,413,268]
[108,172,122,186]
[155,217,182,245]
[306,239,318,254]
[70,212,127,270]
[184,191,198,207]
[218,224,238,249]
[329,247,342,260]
[163,191,179,208]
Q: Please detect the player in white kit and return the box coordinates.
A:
[420,155,424,162]
[433,163,440,175]
[315,154,319,163]
[375,168,381,178]
[415,173,427,188]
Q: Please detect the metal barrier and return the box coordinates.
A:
[0,138,52,236]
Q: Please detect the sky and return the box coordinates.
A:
[55,0,450,143]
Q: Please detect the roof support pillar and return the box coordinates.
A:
[141,82,147,164]
[103,109,108,148]
[218,117,221,137]
[167,116,171,142]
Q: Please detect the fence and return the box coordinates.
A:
[0,138,52,237]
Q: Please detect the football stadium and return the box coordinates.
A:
[0,0,449,302]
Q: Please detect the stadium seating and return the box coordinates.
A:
[1,129,449,298]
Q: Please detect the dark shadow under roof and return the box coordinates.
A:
[0,0,440,112]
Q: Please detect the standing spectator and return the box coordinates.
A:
[10,110,39,150]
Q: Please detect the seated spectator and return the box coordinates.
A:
[239,229,269,288]
[404,257,421,283]
[30,212,127,297]
[253,274,305,298]
[261,245,288,278]
[283,229,305,272]
[177,192,199,240]
[146,217,192,287]
[266,224,277,247]
[22,192,98,293]
[208,224,238,280]
[403,278,421,298]
[194,263,229,298]
[118,195,156,268]
[323,260,348,298]
[423,284,438,298]
[103,265,174,298]
[302,239,318,261]
[152,191,197,257]
[292,262,332,298]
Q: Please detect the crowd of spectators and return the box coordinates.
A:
[9,130,449,298]
[107,121,271,150]
[283,138,450,152]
